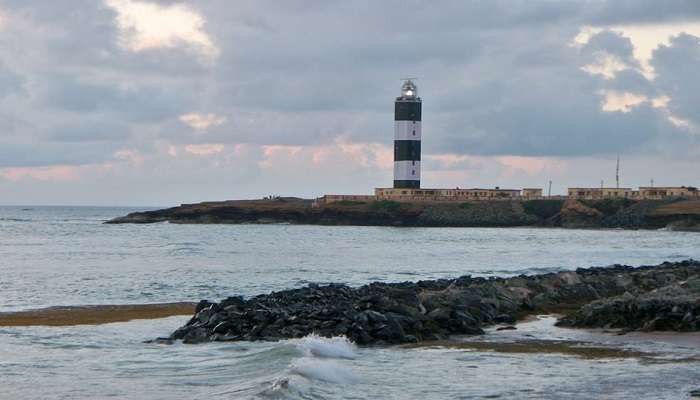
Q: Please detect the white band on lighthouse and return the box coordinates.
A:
[394,160,421,181]
[394,121,421,141]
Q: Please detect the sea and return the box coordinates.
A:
[1,206,699,399]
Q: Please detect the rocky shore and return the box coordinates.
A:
[166,260,699,345]
[106,197,700,230]
[557,276,700,331]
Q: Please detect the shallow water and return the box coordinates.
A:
[1,206,699,399]
[2,316,698,399]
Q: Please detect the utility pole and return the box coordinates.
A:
[616,153,620,189]
[548,180,552,197]
[651,178,654,188]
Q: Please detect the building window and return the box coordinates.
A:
[412,160,415,166]
[412,130,416,135]
[412,170,415,175]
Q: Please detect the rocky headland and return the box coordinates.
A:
[106,197,700,230]
[166,260,700,345]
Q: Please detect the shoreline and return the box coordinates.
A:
[108,220,697,232]
[104,197,700,231]
[409,314,700,361]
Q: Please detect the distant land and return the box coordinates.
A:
[106,197,700,231]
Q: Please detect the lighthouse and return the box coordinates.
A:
[394,79,421,189]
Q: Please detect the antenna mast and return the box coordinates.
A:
[616,154,620,189]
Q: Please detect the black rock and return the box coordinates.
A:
[364,310,388,323]
[165,261,700,345]
[494,314,516,324]
[144,337,174,344]
[195,300,215,313]
[427,308,451,322]
[558,277,700,331]
[182,327,209,344]
[496,326,517,331]
[373,317,406,343]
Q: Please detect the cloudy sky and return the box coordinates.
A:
[1,0,699,206]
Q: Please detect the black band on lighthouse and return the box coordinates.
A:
[394,102,422,121]
[394,140,421,161]
[393,180,420,189]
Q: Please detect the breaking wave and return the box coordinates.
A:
[290,334,359,384]
[293,333,356,359]
[257,334,360,398]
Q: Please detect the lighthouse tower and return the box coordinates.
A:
[393,79,421,189]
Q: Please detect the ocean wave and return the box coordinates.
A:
[257,377,298,399]
[254,334,360,398]
[395,271,421,276]
[293,334,356,359]
[289,335,359,385]
[666,254,691,260]
[479,266,566,276]
[291,357,359,384]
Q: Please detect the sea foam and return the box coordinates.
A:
[294,333,356,359]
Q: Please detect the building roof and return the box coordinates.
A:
[375,187,520,191]
[639,186,697,190]
[568,187,632,190]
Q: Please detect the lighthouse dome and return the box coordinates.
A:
[401,79,417,99]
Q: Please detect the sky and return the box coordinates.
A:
[0,0,699,206]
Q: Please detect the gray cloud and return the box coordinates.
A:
[652,33,700,126]
[580,0,700,26]
[0,139,124,168]
[48,119,131,143]
[0,0,698,191]
[40,75,192,122]
[0,61,22,98]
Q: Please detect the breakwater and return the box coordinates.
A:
[167,260,700,345]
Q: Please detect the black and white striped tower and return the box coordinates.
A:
[394,79,421,189]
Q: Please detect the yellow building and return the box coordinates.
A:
[568,187,634,200]
[568,186,699,200]
[318,194,377,204]
[638,186,699,200]
[374,187,521,202]
[522,188,543,199]
[318,185,699,205]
